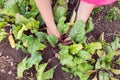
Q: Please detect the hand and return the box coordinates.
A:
[47,27,61,39]
[117,50,120,55]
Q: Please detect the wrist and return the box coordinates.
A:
[47,24,57,29]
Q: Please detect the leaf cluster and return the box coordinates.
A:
[60,24,120,80]
[105,7,120,22]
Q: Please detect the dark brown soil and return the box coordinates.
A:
[90,4,120,42]
[0,38,26,80]
[0,1,120,80]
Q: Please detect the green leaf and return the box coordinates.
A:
[70,20,86,43]
[59,44,69,55]
[17,0,27,14]
[69,44,83,55]
[70,10,76,23]
[78,62,93,72]
[0,21,6,29]
[99,71,109,80]
[17,57,27,78]
[0,0,19,16]
[15,13,28,25]
[0,0,3,7]
[82,71,95,80]
[25,18,40,33]
[101,61,106,68]
[4,0,17,8]
[20,34,28,43]
[60,53,74,67]
[104,51,117,63]
[54,5,67,22]
[18,0,38,18]
[111,38,120,51]
[97,50,105,57]
[36,63,47,80]
[53,0,68,22]
[103,37,120,53]
[77,50,91,60]
[42,67,55,80]
[116,58,120,64]
[12,25,21,38]
[74,69,94,80]
[61,67,70,72]
[92,7,104,15]
[17,24,27,39]
[95,59,101,69]
[27,35,40,54]
[57,17,70,34]
[102,43,112,54]
[15,41,28,53]
[90,59,96,64]
[0,30,7,42]
[74,71,88,80]
[47,35,58,47]
[26,52,42,69]
[85,17,94,33]
[85,42,102,54]
[0,8,18,16]
[57,17,66,33]
[39,43,46,50]
[74,57,83,65]
[59,45,74,67]
[95,51,115,70]
[111,68,120,75]
[35,32,47,43]
[15,14,40,33]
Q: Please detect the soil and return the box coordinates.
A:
[90,4,120,42]
[0,38,25,80]
[0,0,120,80]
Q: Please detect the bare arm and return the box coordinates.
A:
[35,0,61,38]
[76,1,95,23]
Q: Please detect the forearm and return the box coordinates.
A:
[35,0,56,28]
[76,1,95,23]
[35,0,61,38]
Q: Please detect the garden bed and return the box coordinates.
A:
[0,0,120,80]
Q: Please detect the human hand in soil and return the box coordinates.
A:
[35,0,61,39]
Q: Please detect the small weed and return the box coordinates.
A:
[105,7,120,22]
[92,7,104,15]
[118,0,120,5]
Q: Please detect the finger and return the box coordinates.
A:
[64,37,71,42]
[62,40,72,45]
